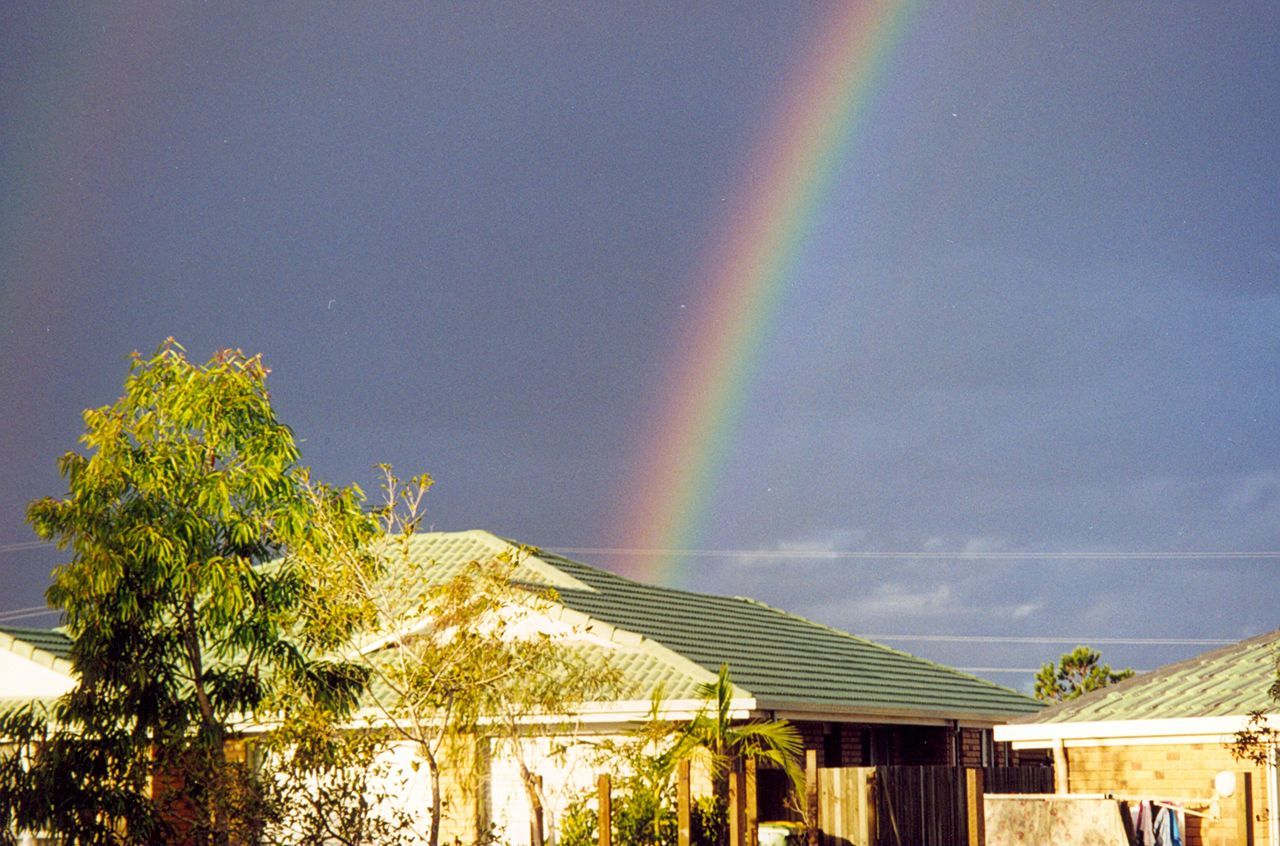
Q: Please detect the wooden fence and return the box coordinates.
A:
[810,765,1054,846]
[584,762,1052,846]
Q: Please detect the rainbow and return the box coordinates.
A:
[610,1,921,584]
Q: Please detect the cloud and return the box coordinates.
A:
[1222,470,1280,515]
[810,581,1042,625]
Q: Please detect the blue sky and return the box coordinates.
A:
[2,2,1277,690]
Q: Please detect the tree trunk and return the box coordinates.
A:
[519,762,545,846]
[427,751,442,846]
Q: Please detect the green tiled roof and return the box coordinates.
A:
[1013,628,1280,724]
[0,626,72,660]
[381,531,1040,721]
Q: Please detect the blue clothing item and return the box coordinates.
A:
[1152,805,1182,846]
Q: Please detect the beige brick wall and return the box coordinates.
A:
[1065,742,1269,846]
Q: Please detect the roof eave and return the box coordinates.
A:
[995,713,1280,746]
[756,698,1040,728]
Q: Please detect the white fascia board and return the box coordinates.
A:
[996,714,1280,746]
[235,697,763,735]
[551,697,758,725]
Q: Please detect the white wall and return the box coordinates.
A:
[486,732,633,845]
[0,650,74,700]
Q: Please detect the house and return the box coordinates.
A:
[353,530,1042,841]
[995,629,1280,846]
[2,530,1043,843]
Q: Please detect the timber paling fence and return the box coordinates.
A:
[869,766,1054,846]
[585,763,1052,846]
[815,765,1054,846]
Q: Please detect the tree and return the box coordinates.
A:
[1034,646,1135,703]
[346,470,619,846]
[0,341,386,846]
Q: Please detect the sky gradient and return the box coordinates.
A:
[2,2,1278,690]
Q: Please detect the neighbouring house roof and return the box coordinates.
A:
[997,629,1280,746]
[373,530,1041,724]
[1013,628,1280,725]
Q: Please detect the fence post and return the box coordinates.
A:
[1052,739,1068,794]
[859,768,875,846]
[597,774,612,846]
[1235,770,1253,846]
[745,757,758,846]
[806,749,819,846]
[966,768,984,846]
[676,759,691,846]
[729,757,745,846]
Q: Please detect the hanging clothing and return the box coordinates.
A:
[1152,804,1182,846]
[1131,798,1162,844]
[1130,800,1154,846]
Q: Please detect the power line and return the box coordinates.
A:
[553,546,1280,561]
[8,540,1279,561]
[957,667,1151,675]
[865,634,1234,646]
[0,606,57,623]
[0,541,53,554]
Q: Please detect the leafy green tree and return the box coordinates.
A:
[1034,646,1135,703]
[0,341,386,846]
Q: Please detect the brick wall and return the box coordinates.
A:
[959,728,984,767]
[1065,742,1269,846]
[794,721,866,767]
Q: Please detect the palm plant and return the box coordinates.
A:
[673,664,805,808]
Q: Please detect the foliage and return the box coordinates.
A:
[0,341,390,846]
[1230,711,1279,766]
[557,668,800,846]
[557,789,725,846]
[1033,646,1135,703]
[673,664,805,808]
[252,699,417,846]
[349,469,619,846]
[691,795,729,846]
[1229,655,1280,765]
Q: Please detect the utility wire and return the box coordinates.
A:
[0,541,53,554]
[864,634,1234,646]
[555,546,1280,560]
[957,667,1151,674]
[6,540,1280,560]
[0,606,57,623]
